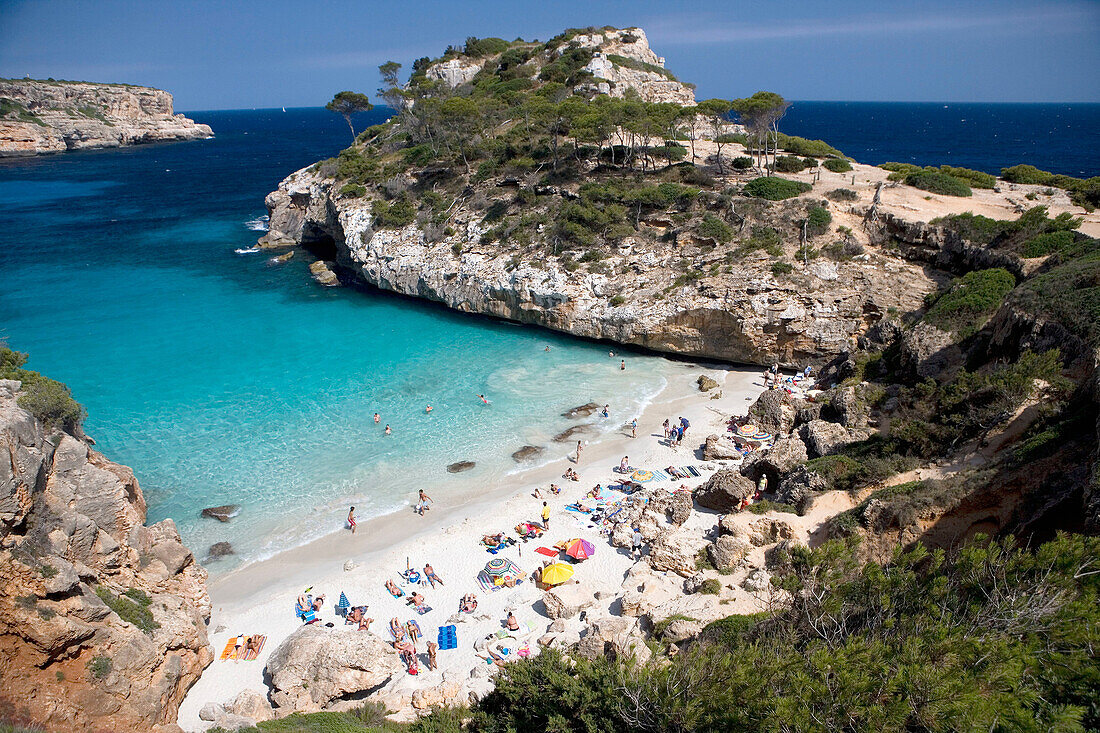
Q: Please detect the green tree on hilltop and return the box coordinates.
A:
[733,91,789,174]
[325,91,373,141]
[697,98,734,173]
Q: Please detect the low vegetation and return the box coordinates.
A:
[95,585,160,634]
[0,345,85,432]
[922,267,1016,337]
[1001,164,1100,210]
[903,169,972,197]
[742,176,811,200]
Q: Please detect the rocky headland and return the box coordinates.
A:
[0,79,212,157]
[0,377,212,731]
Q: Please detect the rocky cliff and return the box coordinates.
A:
[0,379,212,731]
[0,79,212,157]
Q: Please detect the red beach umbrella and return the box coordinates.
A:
[565,538,595,561]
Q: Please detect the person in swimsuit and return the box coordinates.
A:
[385,424,392,435]
[424,563,443,587]
[619,456,630,473]
[427,641,438,670]
[416,489,433,515]
[630,419,637,438]
[425,405,432,413]
[620,359,625,371]
[479,394,489,404]
[506,612,520,631]
[576,440,583,463]
[374,413,380,423]
[347,506,356,534]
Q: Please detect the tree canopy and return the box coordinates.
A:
[325,91,373,140]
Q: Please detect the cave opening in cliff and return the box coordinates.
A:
[301,230,337,261]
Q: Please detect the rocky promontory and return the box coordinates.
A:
[0,79,212,157]
[0,378,212,731]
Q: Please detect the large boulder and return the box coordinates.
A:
[542,584,596,620]
[694,469,754,513]
[562,402,600,418]
[746,518,795,547]
[898,322,960,380]
[647,532,698,575]
[225,689,273,722]
[511,445,544,462]
[800,419,864,458]
[660,618,703,644]
[747,389,797,434]
[740,436,808,482]
[702,434,741,461]
[707,535,751,571]
[265,626,402,712]
[667,491,692,525]
[775,465,829,512]
[742,569,772,593]
[697,375,719,392]
[821,386,870,429]
[201,504,240,522]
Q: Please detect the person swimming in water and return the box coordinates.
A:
[425,405,433,413]
[478,394,490,405]
[374,413,380,423]
[385,424,392,435]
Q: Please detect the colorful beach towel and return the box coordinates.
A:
[219,637,238,660]
[241,636,266,661]
[535,546,558,557]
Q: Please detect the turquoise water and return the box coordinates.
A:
[0,109,679,567]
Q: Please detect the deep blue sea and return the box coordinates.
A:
[1,102,1096,568]
[783,102,1100,178]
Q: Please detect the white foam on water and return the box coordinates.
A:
[244,215,269,231]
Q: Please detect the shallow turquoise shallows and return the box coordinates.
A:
[0,109,680,569]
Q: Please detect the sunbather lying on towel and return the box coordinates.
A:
[481,532,505,546]
[460,593,478,613]
[424,563,444,587]
[385,579,403,597]
[407,592,426,608]
[390,617,406,641]
[667,466,688,479]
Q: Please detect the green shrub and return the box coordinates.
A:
[697,579,722,595]
[0,347,85,432]
[731,156,753,170]
[774,155,809,173]
[333,149,378,183]
[737,226,784,257]
[697,214,733,243]
[777,134,843,158]
[879,162,923,181]
[338,183,366,198]
[823,158,852,173]
[743,176,811,201]
[1001,165,1100,210]
[771,261,793,276]
[904,169,972,197]
[402,143,435,166]
[39,564,57,578]
[88,655,112,679]
[463,36,510,57]
[938,165,995,189]
[608,295,625,306]
[1001,164,1052,185]
[95,585,159,634]
[371,198,416,229]
[826,187,858,201]
[1020,230,1076,257]
[806,206,832,236]
[606,53,678,81]
[1012,251,1100,346]
[923,267,1016,337]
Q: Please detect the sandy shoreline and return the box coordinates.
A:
[178,361,766,729]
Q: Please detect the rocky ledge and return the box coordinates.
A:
[0,79,212,157]
[0,379,212,731]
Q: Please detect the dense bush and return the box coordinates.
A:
[923,267,1016,337]
[806,206,832,236]
[371,198,417,229]
[1020,229,1077,257]
[825,187,858,201]
[937,164,995,188]
[1001,164,1100,210]
[743,176,811,201]
[463,36,510,57]
[731,156,753,170]
[776,134,843,158]
[904,169,972,197]
[1012,251,1100,346]
[697,213,733,243]
[770,261,793,275]
[822,158,852,173]
[773,155,809,173]
[0,346,85,432]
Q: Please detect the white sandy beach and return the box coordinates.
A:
[177,362,772,729]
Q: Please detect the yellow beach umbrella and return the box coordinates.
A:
[540,563,575,586]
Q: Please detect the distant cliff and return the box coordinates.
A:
[0,79,212,157]
[0,376,212,731]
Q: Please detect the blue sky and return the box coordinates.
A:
[2,0,1098,110]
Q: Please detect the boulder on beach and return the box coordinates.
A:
[702,434,741,461]
[562,402,600,418]
[447,461,476,473]
[697,375,719,392]
[511,445,544,462]
[265,625,402,712]
[693,469,754,513]
[201,505,240,522]
[542,584,596,620]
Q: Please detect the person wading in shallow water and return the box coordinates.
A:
[347,506,357,534]
[416,489,433,515]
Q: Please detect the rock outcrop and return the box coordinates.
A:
[693,469,754,513]
[0,79,211,157]
[265,625,402,713]
[0,379,211,731]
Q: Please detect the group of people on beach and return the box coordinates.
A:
[763,363,814,389]
[662,416,690,446]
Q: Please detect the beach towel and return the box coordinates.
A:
[535,546,558,557]
[437,624,458,650]
[241,636,266,661]
[415,604,433,615]
[219,637,238,660]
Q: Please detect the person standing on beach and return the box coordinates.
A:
[541,501,550,529]
[416,489,433,515]
[576,440,583,463]
[620,359,626,371]
[630,418,637,438]
[662,419,670,439]
[632,526,643,559]
[347,506,357,535]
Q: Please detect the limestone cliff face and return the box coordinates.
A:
[0,79,212,157]
[0,380,211,731]
[264,169,933,366]
[572,28,696,105]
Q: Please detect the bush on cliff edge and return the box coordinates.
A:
[0,346,85,433]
